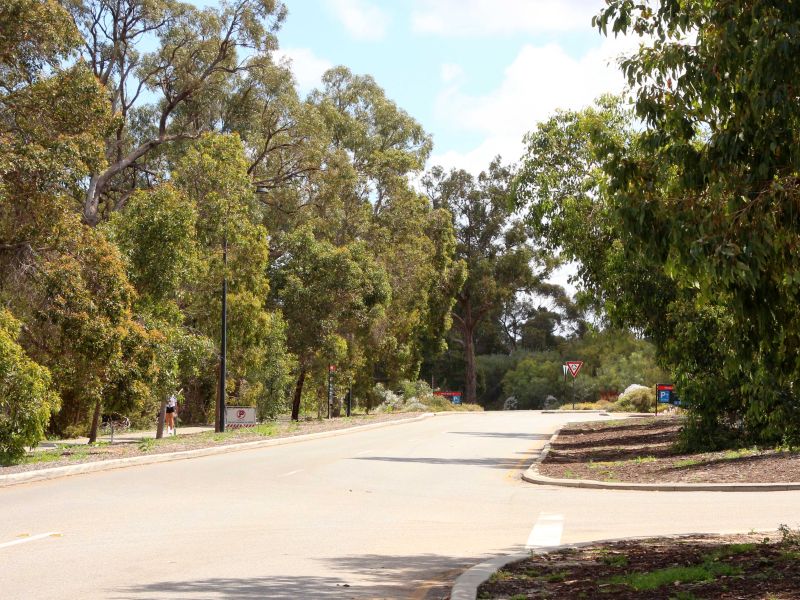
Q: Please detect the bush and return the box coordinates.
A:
[615,386,656,413]
[399,379,435,404]
[372,383,404,413]
[373,380,483,413]
[0,310,60,464]
[543,395,560,409]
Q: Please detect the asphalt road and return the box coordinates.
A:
[2,411,799,599]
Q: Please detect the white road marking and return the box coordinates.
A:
[0,532,61,550]
[526,513,564,548]
[355,449,375,456]
[278,469,303,477]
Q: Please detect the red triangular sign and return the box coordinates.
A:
[566,361,583,378]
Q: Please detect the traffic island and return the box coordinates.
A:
[525,417,800,491]
[470,530,800,600]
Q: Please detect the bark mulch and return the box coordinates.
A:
[478,531,800,599]
[538,417,800,484]
[1,413,425,475]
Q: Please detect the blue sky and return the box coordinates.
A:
[274,0,638,174]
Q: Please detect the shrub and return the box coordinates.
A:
[399,379,435,404]
[372,383,404,413]
[543,395,560,409]
[615,386,656,412]
[0,310,60,464]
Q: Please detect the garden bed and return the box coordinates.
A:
[539,417,800,484]
[478,530,800,599]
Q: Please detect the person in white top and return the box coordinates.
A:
[165,390,180,435]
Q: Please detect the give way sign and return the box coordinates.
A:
[566,361,584,378]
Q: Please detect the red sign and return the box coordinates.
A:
[329,365,336,372]
[434,391,462,397]
[566,361,583,378]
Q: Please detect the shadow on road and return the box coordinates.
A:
[352,453,539,469]
[447,431,551,440]
[113,551,484,599]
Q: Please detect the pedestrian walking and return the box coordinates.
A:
[166,389,181,435]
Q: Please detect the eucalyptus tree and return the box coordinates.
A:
[311,66,433,214]
[270,226,391,420]
[590,1,800,444]
[0,0,160,444]
[424,159,540,405]
[66,0,287,224]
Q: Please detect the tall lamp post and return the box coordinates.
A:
[218,231,228,433]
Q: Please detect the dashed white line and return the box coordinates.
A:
[278,469,303,477]
[526,513,564,548]
[0,532,61,550]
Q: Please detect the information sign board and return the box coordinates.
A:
[657,383,674,404]
[225,406,256,425]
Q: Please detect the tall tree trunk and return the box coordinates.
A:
[291,368,307,421]
[463,326,477,405]
[84,175,101,225]
[457,297,479,406]
[88,398,102,444]
[156,400,166,439]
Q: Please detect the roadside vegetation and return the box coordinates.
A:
[478,528,800,599]
[3,0,800,467]
[1,413,422,471]
[0,0,659,465]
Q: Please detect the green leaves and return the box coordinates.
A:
[0,309,59,463]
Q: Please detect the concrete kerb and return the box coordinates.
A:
[451,530,775,600]
[522,424,800,492]
[0,412,440,488]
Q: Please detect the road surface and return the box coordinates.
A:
[2,411,798,599]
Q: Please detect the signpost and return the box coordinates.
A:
[565,361,583,409]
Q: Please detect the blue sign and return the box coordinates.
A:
[451,394,462,405]
[656,383,674,404]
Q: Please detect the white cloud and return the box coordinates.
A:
[325,0,390,41]
[429,35,639,173]
[412,0,601,36]
[440,63,463,84]
[274,48,333,93]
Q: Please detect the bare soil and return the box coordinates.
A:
[1,413,424,475]
[538,417,800,484]
[478,532,800,599]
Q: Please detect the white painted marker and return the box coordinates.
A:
[526,513,564,548]
[278,469,303,477]
[0,532,61,550]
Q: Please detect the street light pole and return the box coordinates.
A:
[218,232,228,433]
